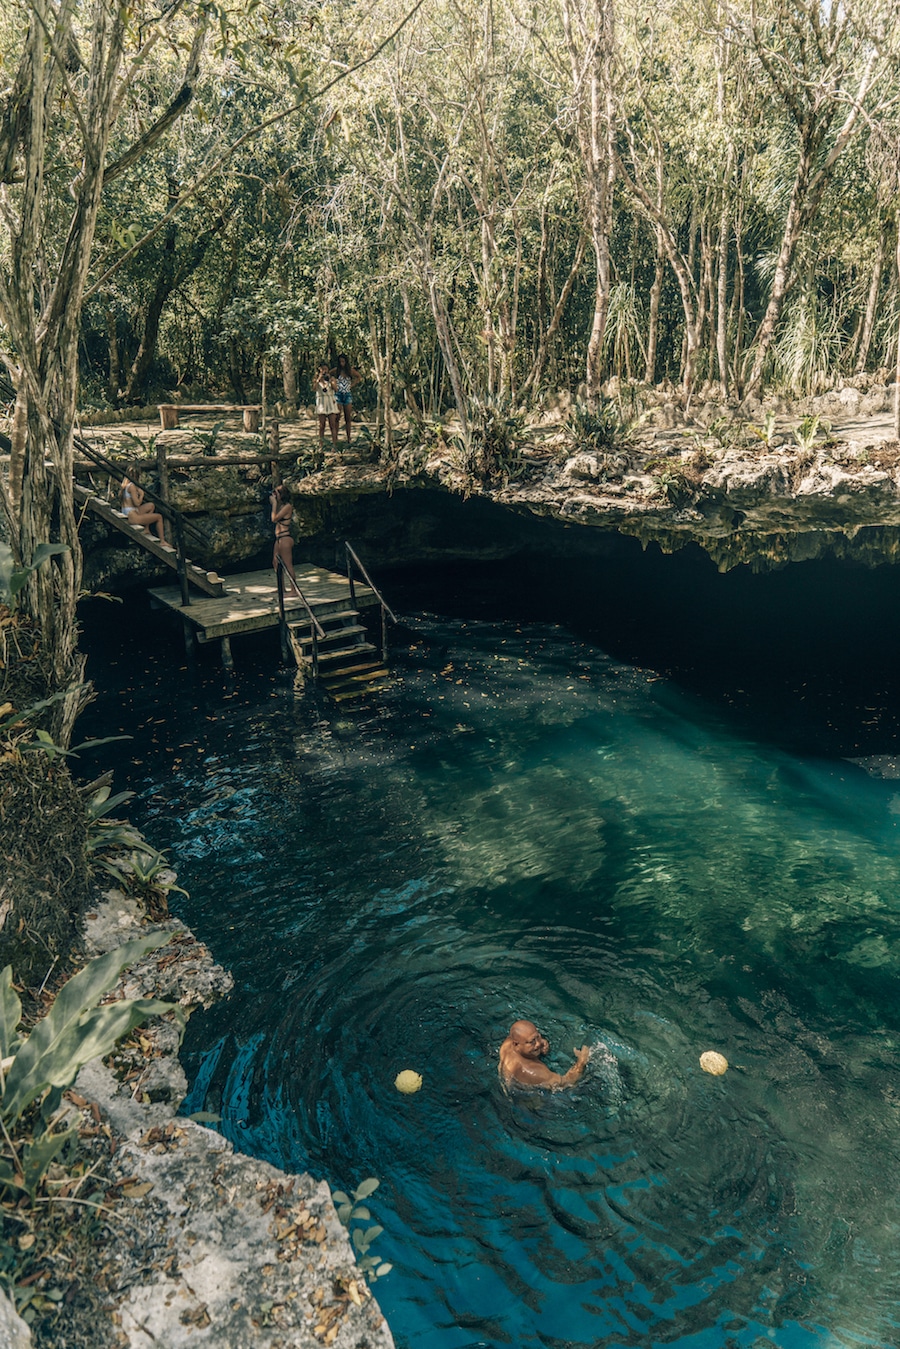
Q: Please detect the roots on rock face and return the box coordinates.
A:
[0,753,90,988]
[0,610,91,988]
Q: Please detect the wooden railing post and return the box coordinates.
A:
[173,514,190,607]
[156,438,170,507]
[276,561,290,662]
[346,543,357,612]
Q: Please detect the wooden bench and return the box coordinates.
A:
[158,403,261,432]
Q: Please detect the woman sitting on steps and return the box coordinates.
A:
[120,464,167,545]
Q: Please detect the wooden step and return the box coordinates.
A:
[289,609,359,630]
[322,667,391,692]
[310,642,377,665]
[320,659,385,680]
[332,680,392,703]
[292,624,367,647]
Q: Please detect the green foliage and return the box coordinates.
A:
[0,936,182,1127]
[0,543,69,610]
[748,410,779,449]
[128,848,189,899]
[647,462,702,506]
[85,786,144,875]
[704,416,745,450]
[0,938,183,1199]
[219,284,321,362]
[188,421,226,455]
[793,414,830,452]
[567,399,638,455]
[22,730,129,764]
[331,1177,392,1281]
[773,295,844,396]
[451,398,526,483]
[0,688,128,768]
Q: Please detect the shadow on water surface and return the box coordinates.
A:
[76,545,900,1349]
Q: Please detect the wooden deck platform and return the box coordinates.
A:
[148,566,378,643]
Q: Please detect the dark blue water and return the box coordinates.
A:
[78,552,900,1349]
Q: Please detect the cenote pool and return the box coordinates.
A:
[79,548,900,1349]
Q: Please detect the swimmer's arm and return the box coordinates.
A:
[509,1047,591,1090]
[547,1046,591,1091]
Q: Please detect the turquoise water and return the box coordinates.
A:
[80,559,900,1349]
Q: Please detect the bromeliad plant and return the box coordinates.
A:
[451,397,526,484]
[793,413,831,452]
[0,934,183,1200]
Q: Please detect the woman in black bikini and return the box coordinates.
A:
[270,483,302,597]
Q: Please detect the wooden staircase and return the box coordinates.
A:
[74,483,224,597]
[287,607,391,702]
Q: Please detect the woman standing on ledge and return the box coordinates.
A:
[270,483,301,597]
[313,363,339,461]
[332,353,360,446]
[120,464,166,544]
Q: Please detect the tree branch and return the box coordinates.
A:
[102,20,206,186]
[83,0,428,302]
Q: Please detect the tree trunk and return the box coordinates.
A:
[645,233,664,384]
[281,349,298,409]
[523,233,587,398]
[743,145,813,396]
[106,309,121,403]
[894,219,900,440]
[384,304,393,450]
[562,0,616,399]
[855,230,887,375]
[8,378,27,512]
[715,194,730,394]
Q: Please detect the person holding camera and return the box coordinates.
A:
[270,483,301,597]
[313,363,339,460]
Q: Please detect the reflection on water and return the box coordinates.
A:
[80,603,900,1349]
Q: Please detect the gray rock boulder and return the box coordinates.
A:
[0,1291,31,1348]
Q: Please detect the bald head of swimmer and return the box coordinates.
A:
[508,1020,550,1060]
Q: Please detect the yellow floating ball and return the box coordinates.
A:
[699,1051,729,1076]
[394,1070,423,1094]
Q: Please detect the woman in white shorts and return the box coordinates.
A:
[314,364,339,458]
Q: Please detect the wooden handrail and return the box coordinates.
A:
[72,435,207,544]
[276,561,325,640]
[345,542,397,624]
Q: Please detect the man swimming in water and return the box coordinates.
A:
[499,1020,591,1090]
